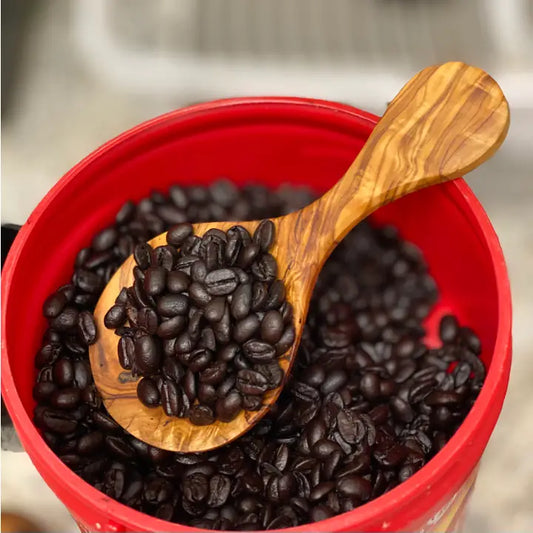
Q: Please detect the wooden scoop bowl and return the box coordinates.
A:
[89,62,509,453]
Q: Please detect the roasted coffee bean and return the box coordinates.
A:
[118,336,135,370]
[204,268,239,296]
[259,310,284,345]
[167,223,193,246]
[138,377,161,407]
[190,405,215,426]
[144,266,167,296]
[152,245,177,270]
[77,431,104,455]
[189,282,212,307]
[35,343,62,369]
[216,392,242,422]
[157,294,188,317]
[42,410,77,434]
[188,348,214,373]
[251,253,277,282]
[238,243,260,269]
[253,219,275,252]
[160,379,181,416]
[275,325,296,356]
[230,283,252,320]
[233,315,260,344]
[255,361,283,388]
[157,315,186,339]
[439,315,459,343]
[104,304,127,329]
[136,307,159,335]
[237,369,269,395]
[336,475,371,501]
[53,358,74,387]
[199,361,227,385]
[50,307,79,331]
[243,340,275,363]
[134,335,161,374]
[390,396,415,423]
[43,290,68,318]
[92,227,118,251]
[321,370,348,394]
[33,381,57,402]
[78,310,97,345]
[50,387,81,410]
[73,361,92,390]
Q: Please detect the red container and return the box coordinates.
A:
[2,98,511,532]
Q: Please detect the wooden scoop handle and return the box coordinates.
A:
[302,61,509,261]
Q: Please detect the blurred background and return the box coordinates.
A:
[2,0,532,531]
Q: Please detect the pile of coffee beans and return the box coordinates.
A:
[104,220,293,424]
[32,180,485,530]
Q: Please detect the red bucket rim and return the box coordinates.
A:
[1,96,512,532]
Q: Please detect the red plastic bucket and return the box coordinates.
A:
[1,97,511,532]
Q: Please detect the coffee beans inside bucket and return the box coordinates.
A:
[104,220,292,424]
[33,180,485,529]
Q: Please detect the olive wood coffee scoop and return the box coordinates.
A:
[89,62,509,452]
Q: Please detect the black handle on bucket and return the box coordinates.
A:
[2,223,24,452]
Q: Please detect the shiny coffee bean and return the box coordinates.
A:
[137,377,160,407]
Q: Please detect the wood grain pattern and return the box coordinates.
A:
[89,62,509,452]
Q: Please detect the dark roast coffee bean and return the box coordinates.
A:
[133,242,152,270]
[260,310,284,345]
[336,475,371,501]
[152,245,177,270]
[118,336,135,370]
[216,392,243,422]
[275,325,296,356]
[105,436,136,459]
[50,307,79,331]
[204,268,239,296]
[189,282,212,307]
[157,294,189,317]
[144,266,167,296]
[242,340,275,363]
[237,243,260,269]
[78,311,97,345]
[199,361,227,385]
[251,253,277,282]
[230,283,252,320]
[167,223,193,246]
[43,291,68,318]
[166,270,191,294]
[104,304,127,329]
[160,379,181,416]
[138,377,161,407]
[33,381,57,402]
[439,315,459,343]
[253,219,275,252]
[136,307,159,335]
[53,358,74,387]
[189,405,215,426]
[236,369,269,396]
[134,335,161,374]
[157,315,186,339]
[233,315,260,344]
[50,387,81,410]
[189,348,214,373]
[42,410,78,434]
[75,270,103,294]
[92,227,118,251]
